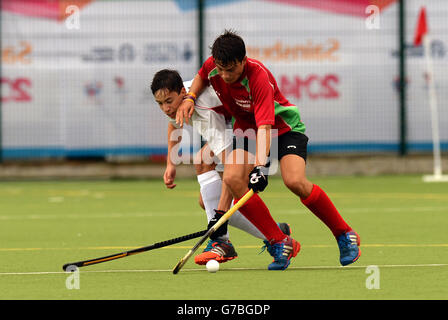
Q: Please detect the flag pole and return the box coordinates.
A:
[419,12,448,182]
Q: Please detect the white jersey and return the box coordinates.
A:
[168,80,232,156]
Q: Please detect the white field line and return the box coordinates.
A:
[0,206,447,221]
[0,263,447,276]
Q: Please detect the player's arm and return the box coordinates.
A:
[248,75,275,193]
[164,122,181,189]
[176,74,207,127]
[248,124,271,193]
[189,73,208,99]
[255,124,271,167]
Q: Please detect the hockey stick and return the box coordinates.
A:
[172,189,254,274]
[63,229,207,271]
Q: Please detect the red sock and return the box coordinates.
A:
[301,184,351,238]
[235,192,285,243]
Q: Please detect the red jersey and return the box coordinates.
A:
[198,57,305,138]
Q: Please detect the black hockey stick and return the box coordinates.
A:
[63,229,207,271]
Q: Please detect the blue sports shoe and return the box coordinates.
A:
[260,223,299,270]
[260,223,291,257]
[337,230,361,266]
[267,236,301,270]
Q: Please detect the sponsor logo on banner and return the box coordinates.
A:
[81,42,193,64]
[143,42,193,63]
[391,39,446,59]
[279,74,340,100]
[247,39,340,62]
[1,77,32,103]
[84,81,103,105]
[1,41,32,65]
[113,76,128,105]
[82,46,120,63]
[83,78,129,105]
[82,43,137,63]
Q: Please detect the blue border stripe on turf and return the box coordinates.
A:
[1,141,447,159]
[2,146,168,159]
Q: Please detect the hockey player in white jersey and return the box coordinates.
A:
[150,69,290,265]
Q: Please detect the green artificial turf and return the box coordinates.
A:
[0,175,447,300]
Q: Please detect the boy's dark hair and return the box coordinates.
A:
[150,69,184,95]
[211,29,246,66]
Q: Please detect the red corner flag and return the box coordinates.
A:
[414,7,428,46]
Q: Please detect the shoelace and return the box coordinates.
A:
[259,243,268,255]
[259,240,275,255]
[270,243,285,261]
[338,234,355,253]
[204,240,216,252]
[260,239,292,258]
[205,239,231,253]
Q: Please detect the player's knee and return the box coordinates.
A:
[223,173,245,191]
[284,177,312,198]
[193,163,203,175]
[194,162,215,175]
[193,151,204,168]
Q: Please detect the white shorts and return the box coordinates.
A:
[171,107,233,157]
[193,107,233,156]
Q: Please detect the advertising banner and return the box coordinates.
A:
[1,0,446,158]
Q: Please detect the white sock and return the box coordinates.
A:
[197,170,266,241]
[229,211,266,240]
[197,170,229,241]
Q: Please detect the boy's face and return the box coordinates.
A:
[154,87,186,119]
[215,56,247,84]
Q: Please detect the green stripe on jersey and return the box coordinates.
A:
[274,102,306,133]
[208,68,219,79]
[240,77,251,97]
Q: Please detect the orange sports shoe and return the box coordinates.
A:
[194,239,238,265]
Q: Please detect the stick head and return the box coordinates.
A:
[172,252,191,274]
[63,263,80,272]
[172,261,183,274]
[171,189,254,275]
